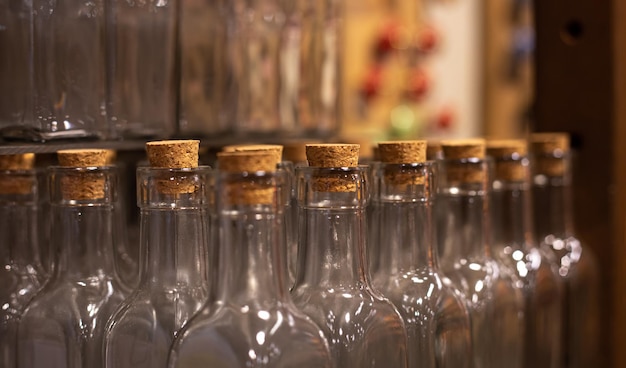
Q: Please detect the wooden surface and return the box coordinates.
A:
[534,1,615,367]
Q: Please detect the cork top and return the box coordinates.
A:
[58,149,109,167]
[0,153,35,171]
[146,140,199,168]
[306,144,360,167]
[218,151,277,205]
[378,140,426,164]
[440,139,486,159]
[529,133,570,155]
[486,139,528,157]
[104,150,116,165]
[222,144,283,166]
[426,140,443,160]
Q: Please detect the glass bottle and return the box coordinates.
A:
[291,144,408,368]
[529,133,600,368]
[437,140,525,368]
[0,155,46,367]
[487,140,562,368]
[106,0,179,138]
[168,151,332,368]
[17,163,128,368]
[104,166,211,368]
[28,0,109,141]
[371,158,472,367]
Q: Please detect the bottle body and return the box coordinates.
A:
[371,162,472,368]
[104,167,211,368]
[17,167,127,368]
[0,170,46,367]
[169,170,332,368]
[291,166,408,368]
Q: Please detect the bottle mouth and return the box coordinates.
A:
[48,166,118,206]
[372,162,434,203]
[137,166,213,209]
[295,166,368,209]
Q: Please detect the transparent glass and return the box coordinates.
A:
[28,0,109,141]
[531,152,600,368]
[490,155,562,368]
[104,167,212,368]
[0,0,34,136]
[106,0,178,138]
[168,170,332,368]
[371,162,472,368]
[17,167,128,368]
[437,158,525,368]
[0,170,46,367]
[291,166,409,368]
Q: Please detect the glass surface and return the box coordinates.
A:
[531,153,600,368]
[371,162,472,368]
[490,156,562,368]
[17,167,128,368]
[291,166,409,368]
[104,167,211,368]
[106,0,178,138]
[0,170,46,367]
[437,158,525,368]
[168,171,332,368]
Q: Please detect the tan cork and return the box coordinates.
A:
[145,140,200,194]
[222,144,283,167]
[529,133,570,176]
[218,151,277,205]
[378,140,427,186]
[306,144,360,192]
[426,140,443,160]
[440,139,486,183]
[487,139,528,181]
[57,149,109,200]
[104,150,117,165]
[0,153,36,195]
[146,140,199,169]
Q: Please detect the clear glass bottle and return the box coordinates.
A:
[106,0,179,138]
[529,133,600,368]
[168,153,332,368]
[104,166,211,368]
[371,160,472,368]
[291,164,409,368]
[28,0,109,141]
[0,158,46,367]
[17,165,128,368]
[437,142,525,368]
[488,141,562,368]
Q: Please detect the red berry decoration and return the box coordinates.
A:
[361,66,383,101]
[375,21,402,57]
[416,25,439,53]
[435,106,455,130]
[406,68,430,101]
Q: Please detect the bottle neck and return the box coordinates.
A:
[532,177,572,242]
[491,182,533,251]
[0,202,42,269]
[138,207,209,290]
[52,204,117,281]
[217,206,287,304]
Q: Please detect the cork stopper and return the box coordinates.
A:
[218,151,277,205]
[145,140,201,194]
[486,139,528,181]
[0,153,36,195]
[378,140,427,186]
[440,139,486,183]
[104,150,117,165]
[529,133,570,176]
[306,144,360,192]
[146,140,199,169]
[57,149,109,200]
[222,144,283,167]
[426,141,443,160]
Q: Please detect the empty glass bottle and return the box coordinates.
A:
[17,162,128,368]
[291,144,408,368]
[529,133,600,368]
[437,140,525,368]
[168,152,332,368]
[487,140,562,368]
[371,157,472,368]
[0,156,46,367]
[104,166,211,368]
